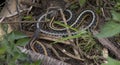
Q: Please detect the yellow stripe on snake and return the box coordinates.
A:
[36,9,96,36]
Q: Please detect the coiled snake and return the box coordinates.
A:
[36,9,96,36]
[29,9,96,56]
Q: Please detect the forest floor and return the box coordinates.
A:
[0,0,120,65]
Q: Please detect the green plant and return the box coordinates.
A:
[101,57,120,65]
[0,24,41,65]
[96,10,120,38]
[22,15,34,21]
[96,21,120,38]
[52,21,87,44]
[79,0,86,6]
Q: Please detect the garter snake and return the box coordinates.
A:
[28,9,96,56]
[36,9,96,36]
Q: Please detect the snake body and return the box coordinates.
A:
[36,9,96,36]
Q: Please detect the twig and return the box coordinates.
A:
[17,46,71,65]
[75,38,84,58]
[59,9,71,37]
[0,17,5,23]
[101,8,106,18]
[0,21,46,24]
[91,30,120,59]
[56,45,85,61]
[59,9,80,57]
[0,9,28,19]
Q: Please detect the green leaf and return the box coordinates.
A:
[0,39,9,51]
[13,31,27,39]
[116,0,120,3]
[70,4,79,10]
[53,30,86,44]
[54,21,78,31]
[96,21,120,38]
[61,31,86,41]
[23,15,33,21]
[11,51,20,62]
[79,0,86,6]
[111,10,120,22]
[8,31,15,42]
[16,38,30,46]
[8,31,27,41]
[102,57,120,65]
[0,46,6,55]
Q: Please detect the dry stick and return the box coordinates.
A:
[0,1,32,23]
[102,48,108,63]
[91,30,120,59]
[96,0,100,6]
[103,0,113,8]
[59,9,80,58]
[56,45,85,61]
[73,37,99,60]
[59,9,71,37]
[0,17,5,23]
[1,21,47,24]
[17,46,71,65]
[101,8,106,18]
[0,9,29,23]
[75,38,84,58]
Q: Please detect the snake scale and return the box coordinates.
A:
[36,9,96,36]
[24,0,96,56]
[27,8,96,56]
